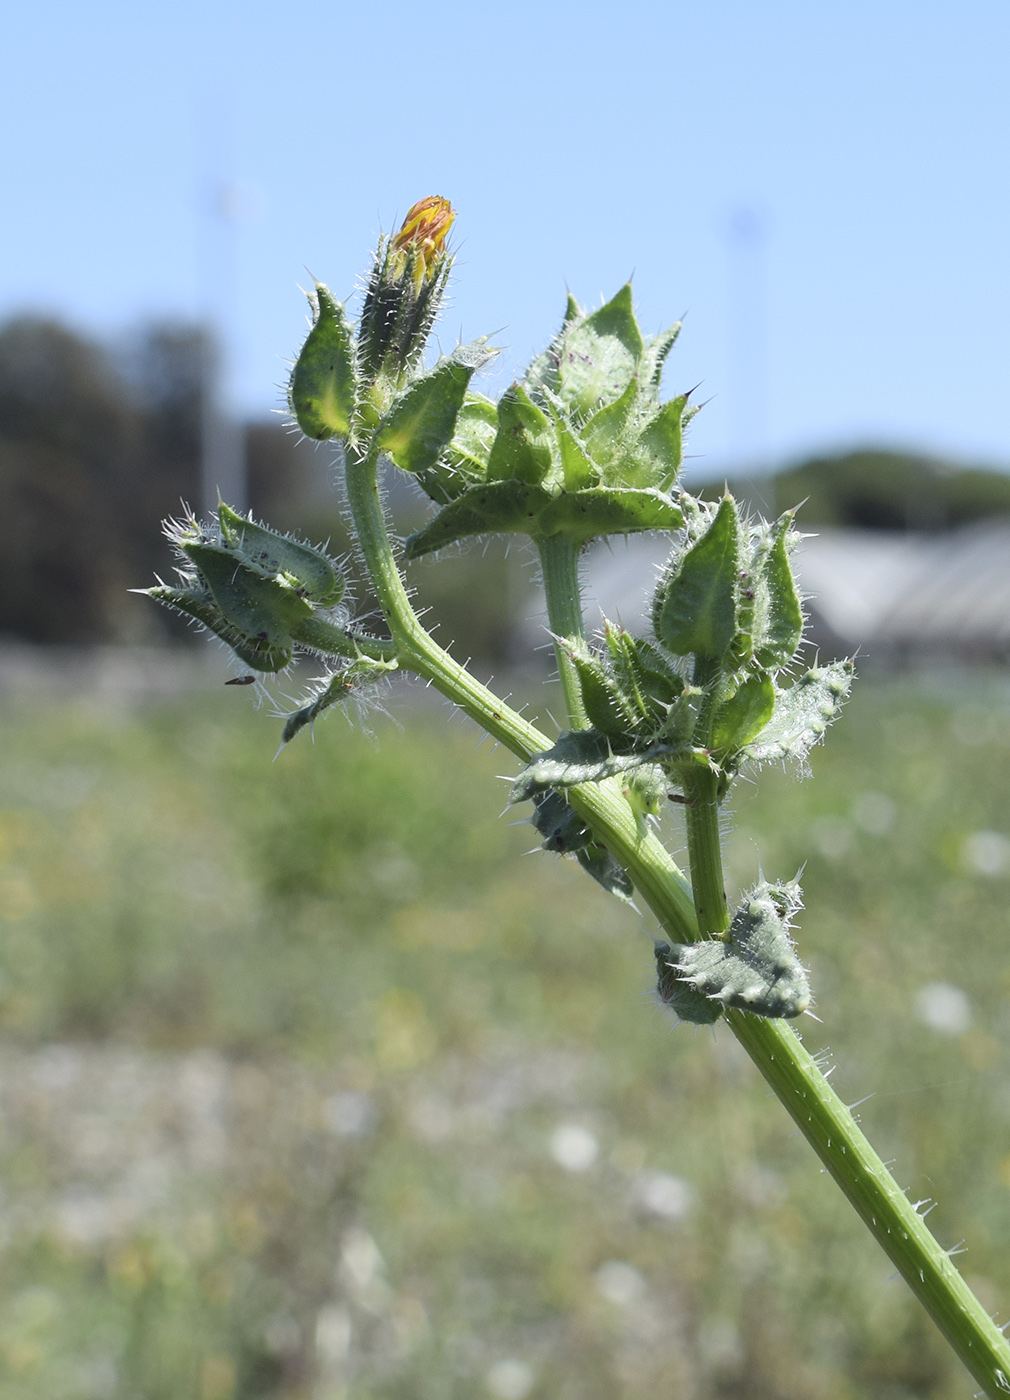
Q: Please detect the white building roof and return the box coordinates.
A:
[562,519,1010,661]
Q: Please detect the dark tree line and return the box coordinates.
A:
[0,315,520,663]
[5,313,1007,654]
[0,317,321,644]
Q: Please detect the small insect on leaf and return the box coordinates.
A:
[225,675,257,686]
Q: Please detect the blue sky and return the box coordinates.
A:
[5,0,1008,478]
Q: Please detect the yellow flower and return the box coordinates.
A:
[390,196,455,293]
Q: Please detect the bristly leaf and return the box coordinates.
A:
[290,283,357,440]
[144,585,292,672]
[710,671,777,756]
[377,339,497,475]
[179,542,313,645]
[753,511,804,668]
[281,655,398,744]
[639,323,682,389]
[743,661,854,765]
[484,383,557,486]
[575,844,635,901]
[403,483,682,559]
[658,881,810,1021]
[531,790,592,854]
[510,729,688,804]
[557,283,644,417]
[654,495,740,659]
[217,504,344,606]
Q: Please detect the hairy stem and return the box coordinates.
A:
[345,445,1010,1395]
[342,447,698,941]
[728,1011,1010,1398]
[536,534,589,729]
[681,765,730,936]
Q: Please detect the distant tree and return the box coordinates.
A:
[0,318,318,645]
[0,314,535,662]
[745,448,1010,530]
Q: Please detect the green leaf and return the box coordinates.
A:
[654,943,724,1024]
[377,339,496,474]
[404,483,683,559]
[290,284,357,440]
[557,284,644,417]
[753,512,804,668]
[485,383,557,486]
[144,585,292,672]
[581,378,639,468]
[710,671,777,755]
[281,655,399,744]
[743,660,854,765]
[404,481,551,558]
[289,615,356,655]
[217,504,344,605]
[531,790,592,854]
[659,881,811,1021]
[605,628,685,720]
[566,648,637,738]
[535,487,683,540]
[522,292,583,398]
[639,323,682,389]
[180,542,312,645]
[510,729,685,804]
[654,496,740,658]
[412,396,498,505]
[554,417,599,491]
[633,394,687,491]
[449,396,498,472]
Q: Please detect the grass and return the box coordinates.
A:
[0,671,1008,1399]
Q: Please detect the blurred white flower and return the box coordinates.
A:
[915,982,972,1036]
[634,1170,693,1220]
[486,1358,536,1399]
[595,1260,646,1307]
[549,1123,599,1172]
[961,830,1010,877]
[315,1304,351,1367]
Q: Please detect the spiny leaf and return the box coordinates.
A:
[557,283,644,416]
[658,881,810,1021]
[281,655,398,744]
[217,504,344,605]
[510,729,686,804]
[377,339,496,474]
[290,284,357,440]
[144,585,291,672]
[179,542,312,645]
[743,660,854,765]
[654,495,740,659]
[485,383,556,486]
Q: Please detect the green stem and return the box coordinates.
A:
[679,655,1010,1394]
[728,1011,1010,1398]
[682,653,730,936]
[681,765,729,936]
[344,444,1010,1395]
[342,446,698,942]
[536,534,589,729]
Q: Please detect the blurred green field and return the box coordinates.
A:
[0,671,1009,1400]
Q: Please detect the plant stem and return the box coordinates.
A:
[728,1011,1010,1398]
[536,534,589,729]
[345,445,1010,1396]
[342,447,698,942]
[681,765,729,936]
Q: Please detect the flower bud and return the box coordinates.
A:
[358,196,455,383]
